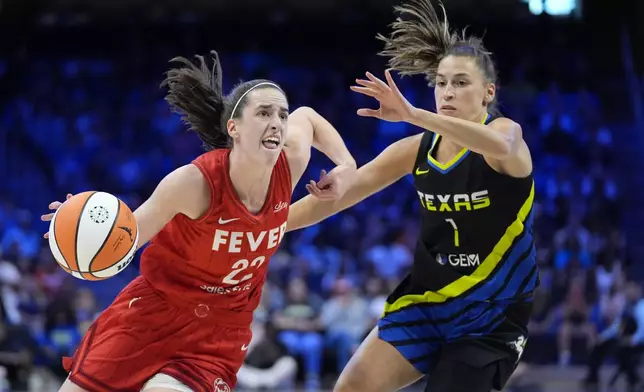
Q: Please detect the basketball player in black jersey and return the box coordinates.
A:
[288,1,536,391]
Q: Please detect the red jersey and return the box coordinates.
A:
[140,149,291,324]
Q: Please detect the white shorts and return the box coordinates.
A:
[141,373,193,392]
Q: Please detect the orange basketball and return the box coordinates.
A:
[48,191,139,280]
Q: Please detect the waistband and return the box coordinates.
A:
[140,276,254,328]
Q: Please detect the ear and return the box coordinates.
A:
[484,83,496,105]
[227,119,240,141]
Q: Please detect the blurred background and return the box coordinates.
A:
[0,0,643,390]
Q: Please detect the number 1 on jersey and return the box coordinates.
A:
[445,219,460,247]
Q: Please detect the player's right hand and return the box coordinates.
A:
[41,193,73,238]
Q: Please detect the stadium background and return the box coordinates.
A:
[1,0,644,390]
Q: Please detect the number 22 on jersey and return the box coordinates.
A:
[222,256,266,284]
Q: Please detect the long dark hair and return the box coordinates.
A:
[161,50,285,151]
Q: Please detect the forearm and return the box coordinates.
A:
[307,109,356,167]
[407,108,514,158]
[287,171,398,232]
[287,196,346,232]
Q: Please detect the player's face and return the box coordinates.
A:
[434,56,495,122]
[228,88,289,164]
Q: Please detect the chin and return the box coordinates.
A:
[259,146,282,165]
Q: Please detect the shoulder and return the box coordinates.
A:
[158,164,210,202]
[487,117,523,136]
[162,164,212,220]
[193,149,227,170]
[483,117,532,178]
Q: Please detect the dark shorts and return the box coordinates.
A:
[378,297,532,391]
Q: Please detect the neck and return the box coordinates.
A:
[443,111,488,149]
[228,149,274,212]
[471,111,489,124]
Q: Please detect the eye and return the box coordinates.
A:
[280,113,288,120]
[258,110,269,117]
[436,81,446,87]
[456,80,468,87]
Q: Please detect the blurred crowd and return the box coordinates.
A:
[0,24,637,391]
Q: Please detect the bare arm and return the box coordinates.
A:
[283,106,356,188]
[286,133,422,232]
[133,164,210,249]
[407,110,532,178]
[41,164,210,248]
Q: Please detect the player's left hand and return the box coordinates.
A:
[305,163,357,201]
[351,69,416,123]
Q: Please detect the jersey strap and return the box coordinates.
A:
[413,131,435,174]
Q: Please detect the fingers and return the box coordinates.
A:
[384,69,402,95]
[48,201,63,211]
[350,85,380,98]
[306,182,331,200]
[41,194,72,239]
[41,212,55,222]
[355,78,383,90]
[365,72,389,91]
[356,108,380,118]
[319,169,327,181]
[317,170,332,188]
[306,176,338,201]
[42,200,62,222]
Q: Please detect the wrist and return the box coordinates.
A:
[333,157,356,169]
[340,159,357,169]
[407,106,427,126]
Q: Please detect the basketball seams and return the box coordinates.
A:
[86,197,121,277]
[74,191,97,277]
[89,198,137,273]
[92,229,139,278]
[56,191,97,274]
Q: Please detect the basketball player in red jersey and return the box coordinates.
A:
[41,51,357,392]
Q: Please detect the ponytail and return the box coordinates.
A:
[161,50,231,150]
[378,0,494,87]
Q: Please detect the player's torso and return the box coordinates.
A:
[407,119,537,302]
[140,149,292,312]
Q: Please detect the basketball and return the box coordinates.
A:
[48,191,139,280]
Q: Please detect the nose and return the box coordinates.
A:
[269,115,282,131]
[442,85,455,101]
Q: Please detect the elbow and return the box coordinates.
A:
[494,125,522,160]
[291,106,317,120]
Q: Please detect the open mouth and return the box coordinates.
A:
[261,135,281,150]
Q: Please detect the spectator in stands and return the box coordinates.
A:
[558,275,597,366]
[584,281,644,391]
[0,319,34,391]
[320,278,369,374]
[0,211,39,260]
[365,277,388,331]
[237,318,298,390]
[0,261,23,326]
[272,278,324,390]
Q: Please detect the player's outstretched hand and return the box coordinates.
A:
[351,69,416,123]
[41,193,73,238]
[305,163,357,201]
